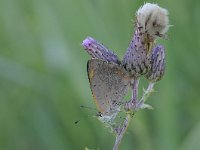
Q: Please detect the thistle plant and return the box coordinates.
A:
[82,3,170,150]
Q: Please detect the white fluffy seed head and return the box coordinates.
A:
[136,3,169,38]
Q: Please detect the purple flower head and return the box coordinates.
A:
[145,45,166,82]
[122,3,169,77]
[82,37,120,64]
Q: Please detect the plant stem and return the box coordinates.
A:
[113,78,139,150]
[124,78,140,111]
[132,78,139,105]
[136,82,154,109]
[113,114,133,150]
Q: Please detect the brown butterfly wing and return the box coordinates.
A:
[87,59,132,115]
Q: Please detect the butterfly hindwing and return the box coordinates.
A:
[87,59,132,115]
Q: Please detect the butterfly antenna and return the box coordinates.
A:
[74,109,99,125]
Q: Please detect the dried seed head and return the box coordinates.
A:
[145,45,165,82]
[136,3,169,39]
[82,37,120,64]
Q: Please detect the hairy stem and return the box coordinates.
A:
[132,78,140,105]
[113,78,139,150]
[113,114,133,150]
[124,78,140,111]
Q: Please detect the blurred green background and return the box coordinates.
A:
[0,0,200,149]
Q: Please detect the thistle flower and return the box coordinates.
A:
[81,3,170,150]
[122,3,169,77]
[145,45,166,82]
[136,3,169,39]
[82,37,120,64]
[122,28,151,77]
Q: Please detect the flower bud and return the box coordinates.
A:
[145,45,165,82]
[82,37,120,64]
[122,33,151,77]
